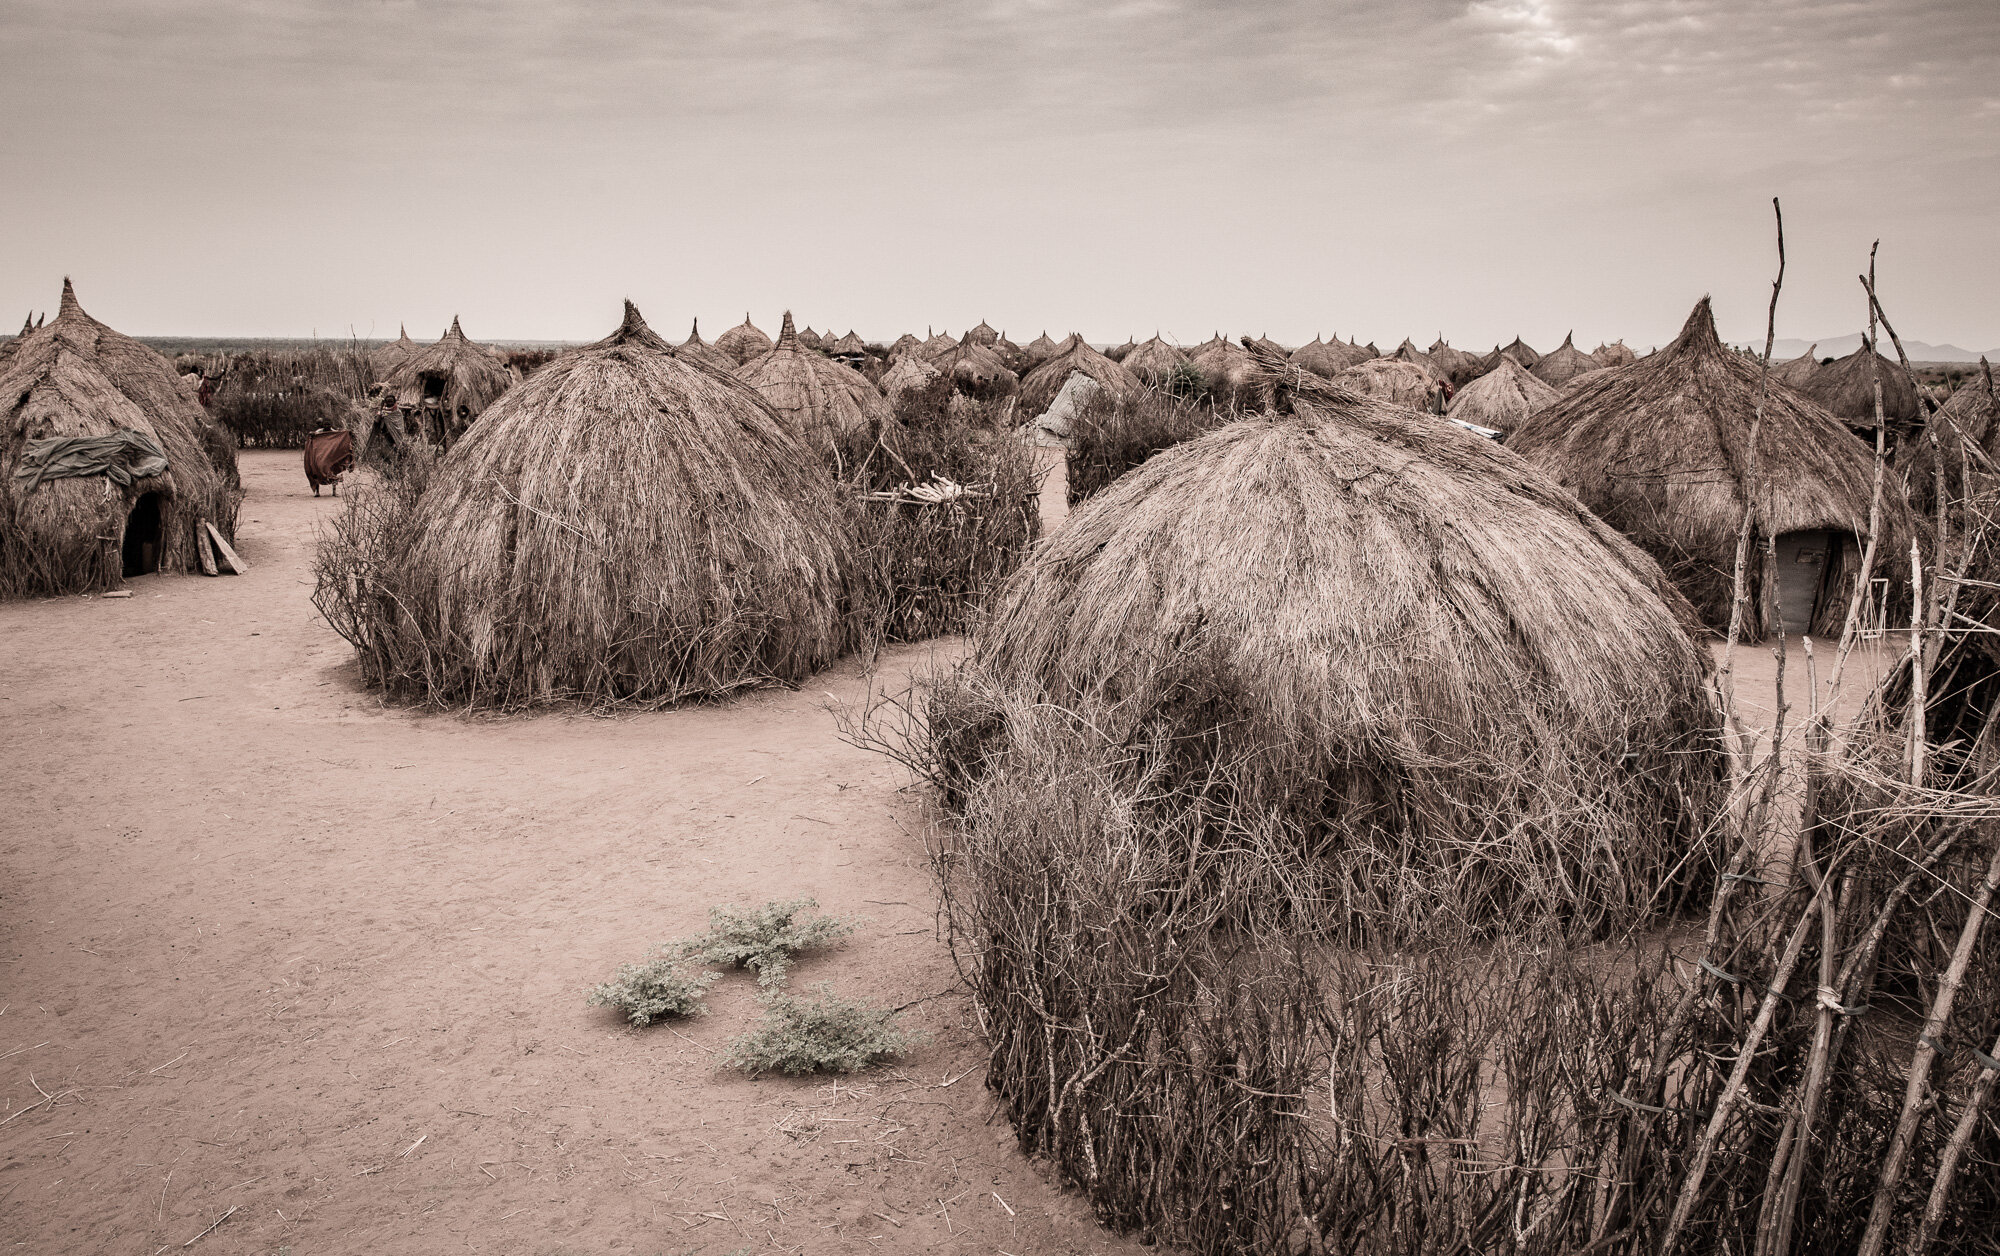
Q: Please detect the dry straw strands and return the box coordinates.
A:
[1508,296,1902,638]
[1332,356,1433,408]
[1800,339,1923,428]
[675,319,736,374]
[1121,334,1187,386]
[313,301,852,709]
[1446,352,1559,434]
[734,311,888,450]
[1529,331,1600,387]
[1186,333,1258,405]
[714,313,773,366]
[1288,334,1370,379]
[0,280,241,596]
[1775,343,1821,390]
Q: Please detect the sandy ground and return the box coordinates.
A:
[0,451,1142,1256]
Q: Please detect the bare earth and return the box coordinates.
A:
[0,451,1142,1256]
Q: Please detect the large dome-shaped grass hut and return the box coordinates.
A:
[1593,340,1637,368]
[735,312,888,450]
[1390,338,1436,377]
[1797,339,1922,433]
[383,317,516,445]
[1529,333,1600,388]
[1,280,240,597]
[1187,334,1258,405]
[1425,338,1488,386]
[1017,335,1141,417]
[675,319,736,374]
[372,325,419,376]
[1775,344,1821,391]
[1508,297,1901,639]
[887,332,922,359]
[952,356,1726,933]
[1498,335,1542,368]
[322,302,852,708]
[878,351,942,400]
[1123,335,1187,386]
[1902,357,1997,515]
[1446,354,1559,434]
[1021,331,1058,365]
[964,320,1000,348]
[1289,335,1370,379]
[714,314,773,367]
[931,338,1017,398]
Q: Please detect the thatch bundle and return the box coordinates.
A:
[382,318,515,445]
[877,352,942,399]
[964,320,999,347]
[1798,339,1922,430]
[714,314,773,366]
[1022,331,1058,364]
[1016,335,1141,417]
[1186,334,1257,405]
[317,302,852,708]
[1498,335,1541,368]
[1593,339,1637,367]
[1446,354,1559,434]
[931,338,1017,397]
[675,319,736,373]
[1530,332,1600,387]
[953,357,1725,931]
[372,325,419,376]
[1509,297,1900,638]
[1333,356,1433,408]
[1122,335,1187,386]
[734,312,887,450]
[0,280,241,596]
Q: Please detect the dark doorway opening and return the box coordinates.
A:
[122,492,163,577]
[1773,530,1839,635]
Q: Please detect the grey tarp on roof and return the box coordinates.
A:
[12,428,169,492]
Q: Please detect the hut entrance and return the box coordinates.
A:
[122,493,163,577]
[1773,530,1839,634]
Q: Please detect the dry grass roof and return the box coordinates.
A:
[1334,357,1433,408]
[888,332,922,357]
[1289,336,1371,379]
[715,315,773,366]
[1023,331,1058,363]
[1446,354,1559,434]
[965,320,999,347]
[0,280,240,596]
[1530,333,1600,388]
[734,311,887,448]
[1188,334,1258,402]
[879,352,942,398]
[932,338,1017,393]
[1424,339,1489,386]
[1902,358,1997,515]
[676,319,738,374]
[1797,340,1922,428]
[390,301,852,706]
[1018,335,1142,415]
[372,325,419,375]
[1593,340,1637,367]
[1499,336,1542,368]
[1774,344,1820,391]
[383,318,516,438]
[1123,335,1188,385]
[1507,297,1903,636]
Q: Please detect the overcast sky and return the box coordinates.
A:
[2,0,1994,350]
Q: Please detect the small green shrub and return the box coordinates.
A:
[677,897,856,988]
[586,958,720,1026]
[722,985,918,1076]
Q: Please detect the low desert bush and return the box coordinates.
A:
[722,984,919,1076]
[586,958,721,1026]
[676,897,856,989]
[209,346,374,448]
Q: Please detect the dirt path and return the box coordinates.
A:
[0,452,1137,1255]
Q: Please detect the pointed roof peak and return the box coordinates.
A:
[619,300,649,337]
[58,277,81,318]
[778,310,798,347]
[448,315,465,339]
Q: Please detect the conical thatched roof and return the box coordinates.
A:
[1423,338,1487,385]
[1187,334,1257,404]
[964,320,1000,347]
[1446,355,1560,435]
[1499,336,1541,368]
[383,317,516,443]
[1902,358,1998,515]
[1334,357,1433,409]
[1017,335,1142,416]
[0,280,241,596]
[373,325,419,375]
[878,352,943,400]
[796,325,824,350]
[675,319,736,373]
[1774,345,1820,390]
[388,301,851,707]
[1796,340,1921,429]
[932,338,1017,395]
[1248,333,1285,357]
[1123,335,1188,386]
[1593,340,1637,368]
[734,311,888,448]
[964,354,1724,929]
[1104,336,1138,363]
[1290,335,1372,379]
[1530,333,1599,388]
[828,330,868,356]
[888,332,923,358]
[1508,298,1903,638]
[1023,331,1059,364]
[921,330,959,362]
[1391,338,1436,378]
[714,314,773,367]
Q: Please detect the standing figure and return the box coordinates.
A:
[303,424,355,496]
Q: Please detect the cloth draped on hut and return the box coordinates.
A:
[12,429,169,492]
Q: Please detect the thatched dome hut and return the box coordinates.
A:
[675,319,736,374]
[1290,336,1371,379]
[921,329,959,362]
[1124,335,1188,386]
[932,338,1017,397]
[879,352,942,400]
[1499,336,1542,368]
[383,317,516,445]
[373,325,419,376]
[1334,357,1433,409]
[1508,298,1901,638]
[1017,335,1142,416]
[1425,339,1488,386]
[796,325,824,351]
[888,332,922,358]
[380,302,852,707]
[1390,338,1436,378]
[828,330,868,358]
[1774,344,1820,391]
[1248,333,1286,357]
[715,314,773,367]
[734,312,887,449]
[992,333,1028,371]
[1902,358,1997,515]
[1104,337,1138,363]
[1530,333,1600,388]
[1188,334,1257,405]
[1022,332,1059,365]
[964,320,1000,348]
[1797,340,1922,431]
[1446,355,1559,435]
[0,280,241,596]
[1593,340,1637,368]
[961,361,1725,928]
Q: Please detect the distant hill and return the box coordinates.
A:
[1750,334,1996,364]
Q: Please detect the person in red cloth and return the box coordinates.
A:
[303,424,355,496]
